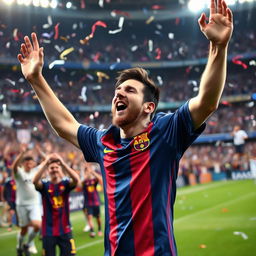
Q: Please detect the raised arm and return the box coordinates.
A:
[189,0,233,129]
[57,154,80,187]
[11,144,27,175]
[33,157,49,189]
[17,33,80,147]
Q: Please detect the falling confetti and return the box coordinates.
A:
[98,0,104,8]
[13,28,19,41]
[145,16,155,24]
[80,21,107,44]
[49,60,65,69]
[148,40,153,52]
[155,48,161,60]
[5,78,16,86]
[54,23,60,40]
[96,71,110,83]
[232,55,248,69]
[111,10,131,18]
[60,47,75,60]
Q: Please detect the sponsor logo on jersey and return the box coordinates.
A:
[103,147,114,154]
[133,132,150,151]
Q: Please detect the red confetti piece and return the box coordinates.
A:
[111,10,131,17]
[22,92,30,98]
[155,48,162,60]
[54,23,60,40]
[80,21,107,44]
[10,89,19,93]
[221,101,231,106]
[232,55,248,69]
[80,0,85,9]
[175,18,180,25]
[93,52,101,62]
[152,5,165,10]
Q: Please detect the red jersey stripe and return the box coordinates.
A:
[129,129,155,255]
[166,163,176,255]
[51,184,60,236]
[102,133,122,256]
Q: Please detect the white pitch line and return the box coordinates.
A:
[175,191,256,224]
[0,230,18,237]
[177,180,230,195]
[77,239,104,250]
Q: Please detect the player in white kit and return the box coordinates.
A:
[12,145,42,256]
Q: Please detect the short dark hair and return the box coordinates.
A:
[115,67,160,118]
[22,156,34,162]
[48,159,61,166]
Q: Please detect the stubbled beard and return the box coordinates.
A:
[112,116,131,128]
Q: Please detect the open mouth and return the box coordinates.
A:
[116,102,127,111]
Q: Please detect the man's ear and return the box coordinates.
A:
[144,102,155,115]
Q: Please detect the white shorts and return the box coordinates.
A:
[16,204,41,227]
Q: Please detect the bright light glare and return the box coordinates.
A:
[24,0,32,6]
[40,0,49,8]
[3,0,15,5]
[188,0,207,12]
[50,0,58,8]
[66,1,72,8]
[32,0,40,6]
[17,0,25,5]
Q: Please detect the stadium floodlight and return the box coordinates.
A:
[33,0,40,6]
[50,0,58,8]
[66,1,72,8]
[17,0,25,5]
[3,0,15,5]
[40,0,49,8]
[24,0,32,6]
[188,0,208,13]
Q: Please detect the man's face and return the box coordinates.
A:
[23,159,35,172]
[111,79,146,127]
[48,162,62,180]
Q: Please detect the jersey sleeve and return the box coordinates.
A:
[77,124,102,162]
[155,101,206,157]
[62,177,76,192]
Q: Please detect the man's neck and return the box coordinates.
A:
[120,117,151,139]
[51,178,61,184]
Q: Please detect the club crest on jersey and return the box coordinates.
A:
[133,132,150,151]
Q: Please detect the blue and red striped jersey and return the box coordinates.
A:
[36,178,75,237]
[3,177,16,203]
[78,102,205,256]
[82,178,100,207]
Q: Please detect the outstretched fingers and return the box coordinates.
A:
[227,7,233,23]
[17,53,24,64]
[24,35,33,54]
[217,0,223,15]
[210,0,216,17]
[31,32,39,51]
[20,43,28,57]
[222,0,227,16]
[198,13,207,30]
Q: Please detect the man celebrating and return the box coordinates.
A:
[12,145,42,256]
[17,0,233,255]
[33,153,80,256]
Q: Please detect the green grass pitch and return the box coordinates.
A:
[0,179,255,255]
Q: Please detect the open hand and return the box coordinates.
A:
[198,0,233,47]
[17,33,44,82]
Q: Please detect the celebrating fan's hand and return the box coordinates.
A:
[198,0,233,47]
[17,33,44,82]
